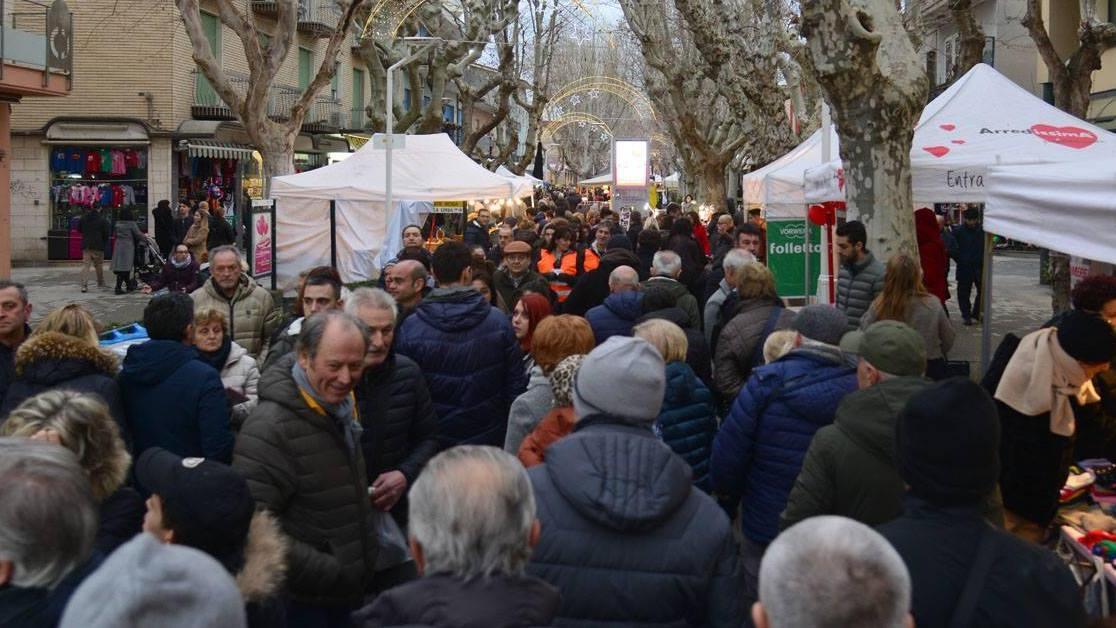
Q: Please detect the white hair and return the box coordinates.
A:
[409,446,536,578]
[652,250,682,277]
[0,438,97,588]
[345,287,399,320]
[608,265,640,290]
[759,516,910,628]
[722,248,756,274]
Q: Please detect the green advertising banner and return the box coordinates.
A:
[766,218,821,298]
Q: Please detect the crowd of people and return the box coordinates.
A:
[1,190,1115,628]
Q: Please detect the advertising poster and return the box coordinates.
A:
[766,218,821,298]
[614,140,649,188]
[251,200,274,279]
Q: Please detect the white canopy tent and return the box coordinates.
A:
[741,126,840,217]
[986,162,1116,266]
[662,172,680,189]
[579,172,613,186]
[804,63,1116,209]
[496,165,542,191]
[270,133,519,289]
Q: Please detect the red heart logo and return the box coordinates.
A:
[940,124,956,131]
[923,146,950,158]
[951,140,966,145]
[256,215,269,236]
[1030,124,1097,149]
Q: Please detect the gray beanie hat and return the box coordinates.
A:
[573,336,665,423]
[792,304,849,346]
[60,533,246,628]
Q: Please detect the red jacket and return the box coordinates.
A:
[915,208,949,304]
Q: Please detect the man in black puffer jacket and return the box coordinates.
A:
[527,336,742,627]
[349,287,440,533]
[233,311,377,625]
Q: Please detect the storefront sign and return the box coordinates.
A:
[1071,256,1115,289]
[432,201,466,214]
[766,218,821,298]
[243,176,264,200]
[251,200,274,283]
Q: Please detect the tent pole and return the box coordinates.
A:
[804,213,811,305]
[329,200,337,270]
[269,202,277,292]
[980,231,994,376]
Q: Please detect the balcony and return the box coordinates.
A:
[252,0,341,37]
[302,96,342,132]
[192,70,302,123]
[1,0,72,97]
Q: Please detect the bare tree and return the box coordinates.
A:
[800,0,928,259]
[1022,0,1116,313]
[950,0,986,75]
[176,0,367,179]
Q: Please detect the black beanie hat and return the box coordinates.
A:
[896,377,1001,506]
[1057,310,1116,365]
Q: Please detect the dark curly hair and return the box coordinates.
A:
[1072,275,1116,313]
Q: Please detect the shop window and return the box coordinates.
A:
[49,146,150,257]
[176,151,244,230]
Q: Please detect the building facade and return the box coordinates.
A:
[1038,0,1116,130]
[10,0,368,262]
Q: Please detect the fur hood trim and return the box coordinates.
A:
[15,331,118,376]
[236,511,289,602]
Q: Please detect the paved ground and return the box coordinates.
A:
[15,251,1052,373]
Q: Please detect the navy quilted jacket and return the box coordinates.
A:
[394,287,527,447]
[711,348,856,544]
[585,291,643,345]
[656,361,717,492]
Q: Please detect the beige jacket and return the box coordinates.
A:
[192,275,280,360]
[183,212,210,262]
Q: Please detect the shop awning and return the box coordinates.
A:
[182,139,257,160]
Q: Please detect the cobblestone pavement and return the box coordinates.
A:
[14,251,1052,373]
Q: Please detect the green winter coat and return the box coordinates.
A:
[780,376,929,530]
[641,276,701,330]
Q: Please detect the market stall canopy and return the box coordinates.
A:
[662,172,680,188]
[742,126,840,218]
[985,162,1116,265]
[579,172,613,186]
[804,63,1115,209]
[270,132,518,201]
[495,165,540,197]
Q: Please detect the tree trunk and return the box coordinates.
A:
[801,0,927,261]
[1050,252,1071,314]
[693,163,727,208]
[950,0,986,76]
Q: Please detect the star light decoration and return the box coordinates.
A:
[550,104,565,118]
[599,131,610,141]
[587,89,601,100]
[570,94,581,105]
[578,120,587,128]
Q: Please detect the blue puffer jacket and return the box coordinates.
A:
[711,348,856,544]
[656,361,717,492]
[395,287,527,446]
[585,291,643,345]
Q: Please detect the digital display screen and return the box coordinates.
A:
[614,140,648,188]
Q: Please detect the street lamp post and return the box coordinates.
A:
[384,37,439,219]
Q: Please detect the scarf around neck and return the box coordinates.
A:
[994,327,1100,437]
[290,361,361,453]
[171,255,192,270]
[196,334,232,372]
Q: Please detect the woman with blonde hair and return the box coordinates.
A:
[193,307,260,429]
[1,304,126,444]
[634,318,717,491]
[862,253,955,380]
[1,390,142,555]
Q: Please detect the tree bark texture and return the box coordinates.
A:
[950,0,986,77]
[801,0,928,261]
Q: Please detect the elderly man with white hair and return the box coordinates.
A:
[755,515,913,628]
[585,265,643,345]
[704,247,756,346]
[0,437,100,627]
[641,250,701,329]
[353,446,559,627]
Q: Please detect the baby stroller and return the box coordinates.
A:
[134,233,165,286]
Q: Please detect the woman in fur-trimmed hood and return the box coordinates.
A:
[0,305,128,447]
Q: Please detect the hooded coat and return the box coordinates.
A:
[915,208,949,304]
[394,288,527,446]
[237,512,290,628]
[191,275,280,359]
[353,573,560,628]
[712,347,857,544]
[118,339,233,462]
[657,361,717,492]
[561,248,642,316]
[641,276,701,330]
[585,291,643,345]
[780,376,930,530]
[233,354,377,608]
[1,332,126,442]
[527,418,743,627]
